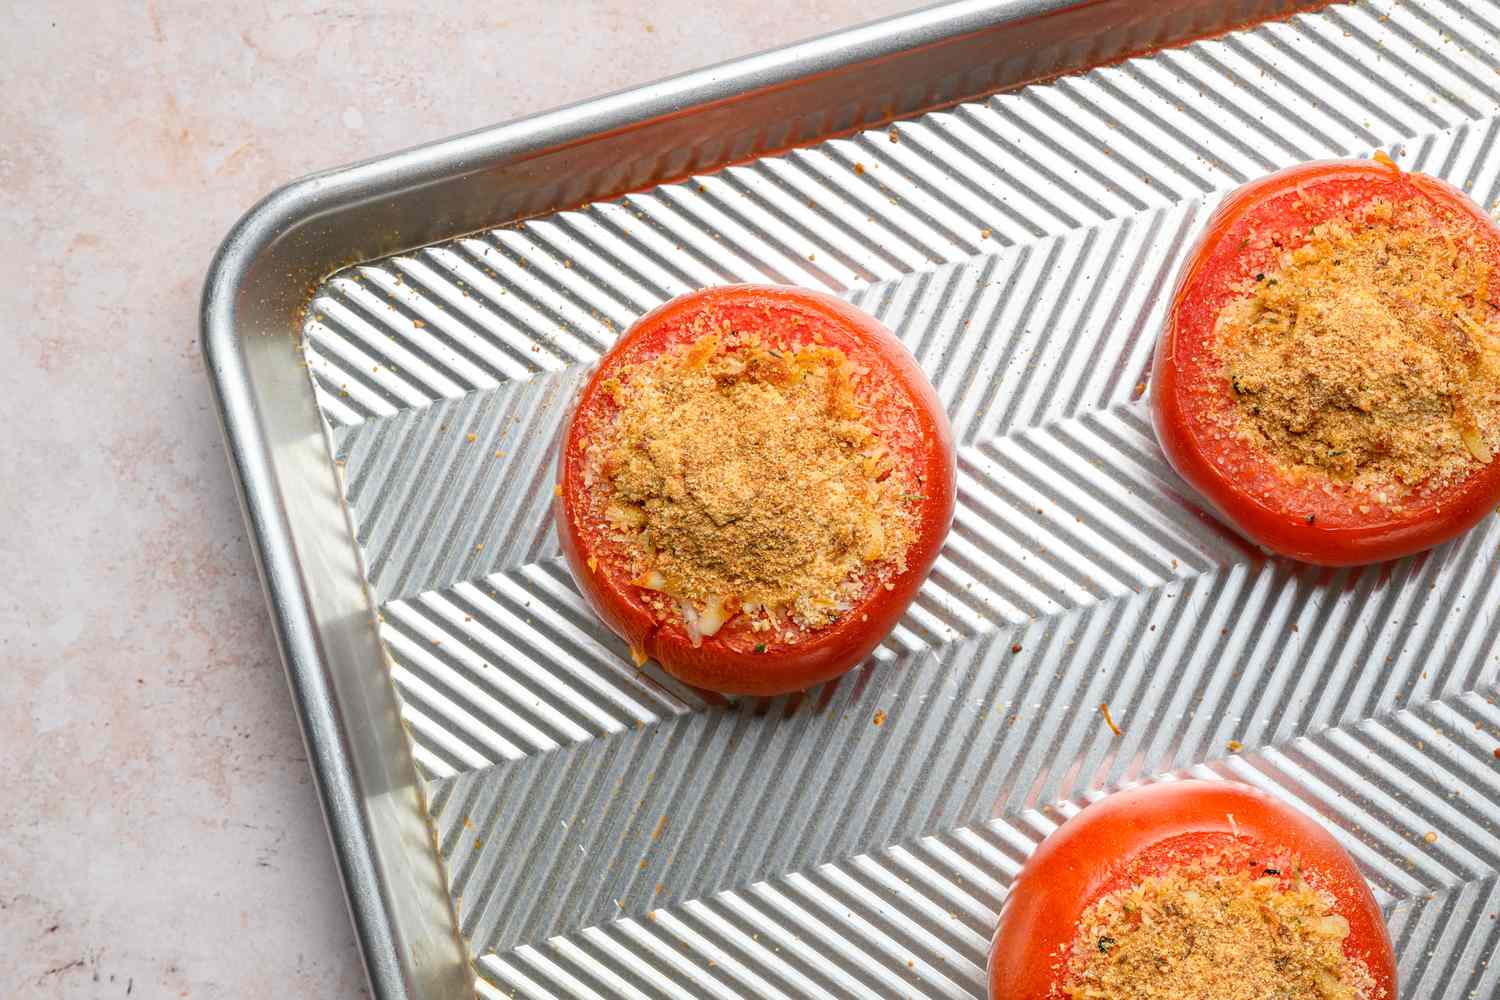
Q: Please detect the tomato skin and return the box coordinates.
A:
[1152,159,1500,565]
[556,284,956,697]
[988,780,1397,1000]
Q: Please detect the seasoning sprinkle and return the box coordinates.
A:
[1214,196,1500,494]
[1062,844,1377,999]
[583,316,919,638]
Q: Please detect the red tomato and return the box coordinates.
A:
[1153,158,1500,564]
[556,284,956,696]
[989,780,1397,999]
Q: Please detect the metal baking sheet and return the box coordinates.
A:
[206,1,1500,998]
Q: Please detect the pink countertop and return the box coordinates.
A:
[2,2,914,996]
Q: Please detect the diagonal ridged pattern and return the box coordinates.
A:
[430,534,1500,955]
[333,201,1216,605]
[463,689,1500,999]
[305,2,1500,430]
[366,232,1493,776]
[1389,874,1500,998]
[300,0,1500,996]
[328,99,1500,608]
[335,371,585,601]
[381,398,1259,775]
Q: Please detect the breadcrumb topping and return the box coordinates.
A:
[1061,844,1381,1000]
[1215,196,1500,499]
[584,309,918,640]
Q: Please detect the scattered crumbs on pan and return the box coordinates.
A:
[854,162,865,175]
[1424,831,1439,844]
[466,433,476,443]
[1227,740,1244,753]
[873,709,887,727]
[1100,702,1122,737]
[980,228,992,240]
[889,128,900,144]
[652,814,668,842]
[1011,643,1023,654]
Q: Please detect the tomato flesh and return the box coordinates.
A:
[988,780,1397,999]
[1152,159,1500,564]
[556,284,956,696]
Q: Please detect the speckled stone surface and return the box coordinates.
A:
[1,2,914,996]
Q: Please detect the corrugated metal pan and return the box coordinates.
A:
[203,1,1500,997]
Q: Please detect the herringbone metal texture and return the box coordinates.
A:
[303,1,1500,995]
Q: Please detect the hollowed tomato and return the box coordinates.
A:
[1153,158,1500,564]
[989,780,1396,999]
[556,284,956,696]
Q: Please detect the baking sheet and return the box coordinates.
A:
[298,1,1500,996]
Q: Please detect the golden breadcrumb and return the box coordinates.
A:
[1215,196,1500,497]
[1061,845,1381,1000]
[585,310,916,638]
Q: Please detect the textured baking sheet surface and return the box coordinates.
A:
[305,1,1500,996]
